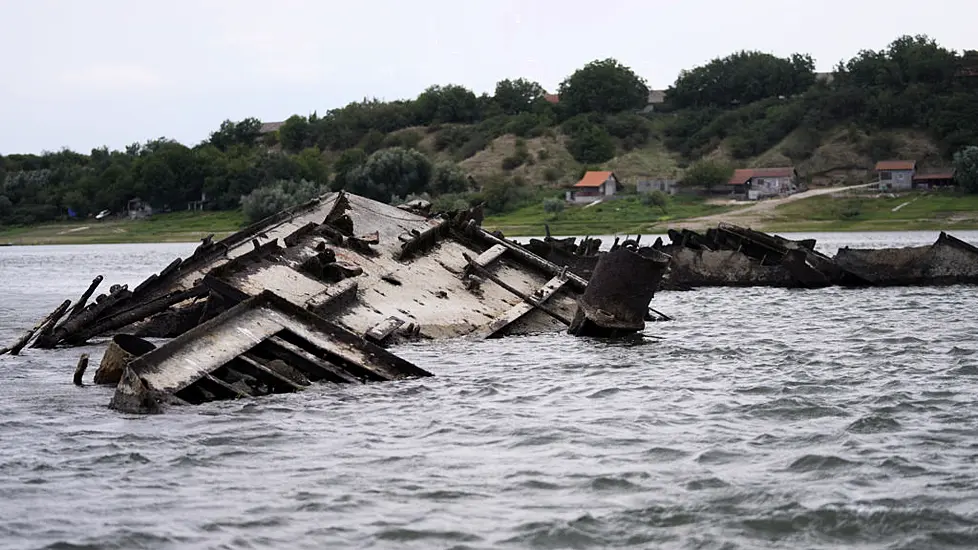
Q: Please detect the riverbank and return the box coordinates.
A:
[3,190,978,245]
[485,189,978,236]
[0,211,245,245]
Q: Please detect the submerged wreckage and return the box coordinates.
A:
[2,192,671,413]
[528,223,978,290]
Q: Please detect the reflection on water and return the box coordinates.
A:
[1,232,977,549]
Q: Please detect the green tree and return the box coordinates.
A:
[493,78,546,115]
[295,147,329,185]
[279,115,312,152]
[209,118,262,151]
[682,160,733,191]
[414,85,481,124]
[953,146,978,193]
[558,59,649,116]
[669,51,815,108]
[567,124,616,164]
[344,147,433,202]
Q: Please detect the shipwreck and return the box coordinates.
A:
[525,222,978,291]
[2,192,671,413]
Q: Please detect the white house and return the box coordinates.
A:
[875,160,916,190]
[727,167,798,200]
[637,178,678,195]
[566,171,620,203]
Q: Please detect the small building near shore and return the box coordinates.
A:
[566,171,620,203]
[637,178,679,195]
[727,167,797,200]
[875,160,916,190]
[913,170,956,189]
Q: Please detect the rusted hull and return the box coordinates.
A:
[835,232,978,286]
[568,246,671,337]
[658,224,976,290]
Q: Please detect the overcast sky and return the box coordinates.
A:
[1,0,974,155]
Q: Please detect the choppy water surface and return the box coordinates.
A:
[2,232,978,550]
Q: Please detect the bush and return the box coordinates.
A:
[431,162,470,194]
[501,139,532,170]
[344,147,433,203]
[542,197,565,218]
[434,126,472,152]
[431,192,474,212]
[479,175,534,214]
[456,133,489,160]
[543,167,561,182]
[504,113,542,137]
[603,113,652,150]
[781,128,821,161]
[641,190,669,212]
[383,130,422,149]
[241,179,324,223]
[501,156,523,170]
[682,160,733,191]
[567,124,616,164]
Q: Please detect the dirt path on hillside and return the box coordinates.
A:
[668,183,875,230]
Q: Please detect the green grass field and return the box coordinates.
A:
[484,194,732,236]
[0,210,246,245]
[760,191,978,232]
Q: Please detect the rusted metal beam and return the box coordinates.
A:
[478,275,571,339]
[462,253,572,326]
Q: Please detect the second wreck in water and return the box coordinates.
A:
[4,191,671,413]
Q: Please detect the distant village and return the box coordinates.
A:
[566,160,957,205]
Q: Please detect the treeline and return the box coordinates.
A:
[664,36,978,160]
[0,58,650,225]
[2,35,977,225]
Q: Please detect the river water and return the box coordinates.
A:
[1,231,978,549]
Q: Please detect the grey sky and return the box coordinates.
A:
[1,0,973,155]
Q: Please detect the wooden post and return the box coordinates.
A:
[73,354,90,386]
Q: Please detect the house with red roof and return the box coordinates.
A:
[566,171,620,203]
[727,167,798,200]
[875,160,916,190]
[913,169,956,189]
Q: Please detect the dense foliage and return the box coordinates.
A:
[558,59,649,116]
[681,160,733,190]
[345,147,433,202]
[953,146,978,193]
[241,179,325,223]
[668,51,816,108]
[2,34,977,226]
